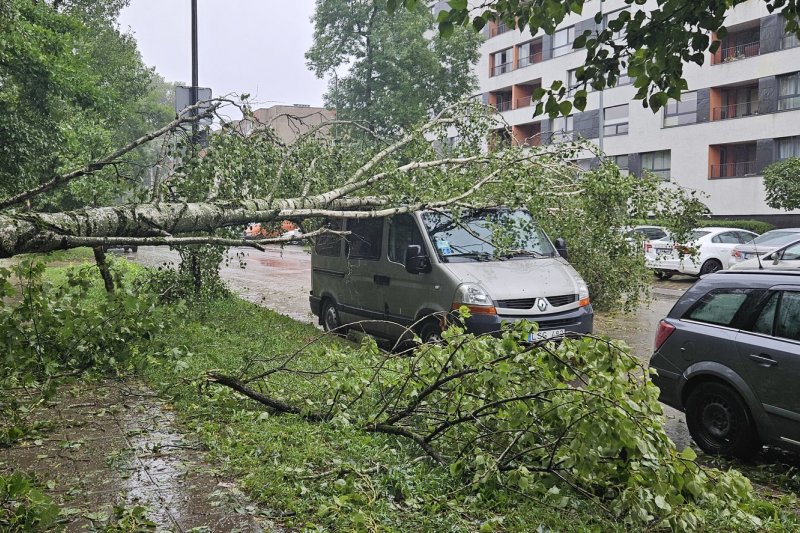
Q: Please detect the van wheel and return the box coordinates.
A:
[321,299,344,335]
[699,259,722,276]
[685,382,761,460]
[419,320,443,345]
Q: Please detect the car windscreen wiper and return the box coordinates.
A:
[502,249,550,258]
[446,251,493,261]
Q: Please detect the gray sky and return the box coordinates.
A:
[118,0,328,115]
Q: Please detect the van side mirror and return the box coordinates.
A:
[554,238,569,261]
[405,245,431,274]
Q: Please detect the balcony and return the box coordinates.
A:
[515,96,532,108]
[491,62,513,77]
[517,51,543,69]
[718,41,760,63]
[710,161,757,178]
[712,101,759,120]
[490,21,510,37]
[495,99,512,112]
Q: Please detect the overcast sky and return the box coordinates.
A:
[118,0,328,115]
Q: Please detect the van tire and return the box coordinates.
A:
[321,299,345,336]
[419,319,443,344]
[685,381,761,460]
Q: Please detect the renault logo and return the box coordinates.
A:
[537,298,548,312]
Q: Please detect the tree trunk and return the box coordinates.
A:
[92,246,114,293]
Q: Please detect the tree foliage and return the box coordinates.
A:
[307,0,482,134]
[414,0,800,117]
[763,157,800,211]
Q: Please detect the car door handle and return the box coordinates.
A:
[373,275,390,286]
[748,353,778,367]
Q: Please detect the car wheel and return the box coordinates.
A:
[419,319,444,344]
[321,299,344,335]
[699,259,722,276]
[661,272,673,280]
[685,381,761,460]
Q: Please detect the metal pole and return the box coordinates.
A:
[191,0,199,144]
[597,0,604,155]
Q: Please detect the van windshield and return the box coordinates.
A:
[421,209,556,261]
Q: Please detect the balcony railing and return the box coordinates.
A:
[494,100,512,112]
[712,101,759,120]
[491,62,512,77]
[710,161,757,178]
[517,52,543,69]
[490,22,509,37]
[717,41,760,64]
[515,96,533,108]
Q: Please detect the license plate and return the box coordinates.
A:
[656,248,671,257]
[528,329,565,342]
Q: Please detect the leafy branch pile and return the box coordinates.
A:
[206,321,759,530]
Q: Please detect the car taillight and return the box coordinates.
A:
[731,250,741,258]
[644,242,652,253]
[654,319,676,351]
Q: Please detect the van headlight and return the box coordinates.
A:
[577,278,590,307]
[452,283,496,315]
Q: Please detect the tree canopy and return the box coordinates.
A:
[306,0,482,134]
[415,0,800,116]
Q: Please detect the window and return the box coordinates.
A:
[604,104,628,136]
[778,72,800,111]
[783,31,800,50]
[550,116,573,142]
[603,8,628,41]
[345,218,383,260]
[551,26,575,57]
[612,154,629,175]
[518,39,543,68]
[314,219,343,256]
[750,292,778,335]
[567,68,591,95]
[663,91,697,126]
[388,215,424,264]
[712,231,743,244]
[779,242,800,260]
[641,150,671,180]
[491,49,512,76]
[685,288,753,327]
[777,136,800,160]
[777,292,800,341]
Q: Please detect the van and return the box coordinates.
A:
[309,208,593,344]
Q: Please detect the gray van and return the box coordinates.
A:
[309,208,593,344]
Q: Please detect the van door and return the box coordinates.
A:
[379,214,440,341]
[339,217,386,334]
[736,289,800,443]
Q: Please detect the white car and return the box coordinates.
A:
[646,227,759,277]
[729,228,800,266]
[731,238,800,270]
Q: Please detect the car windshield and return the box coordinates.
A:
[752,231,800,246]
[421,209,555,261]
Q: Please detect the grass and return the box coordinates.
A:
[21,256,798,531]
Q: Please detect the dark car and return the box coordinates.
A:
[649,270,800,459]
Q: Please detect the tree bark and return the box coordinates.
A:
[92,246,115,293]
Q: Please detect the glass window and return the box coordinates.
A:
[603,8,628,41]
[491,49,512,76]
[567,68,591,95]
[778,72,800,111]
[388,215,424,264]
[552,26,575,57]
[735,231,757,244]
[663,91,698,126]
[777,292,800,341]
[604,104,628,136]
[777,136,800,160]
[780,242,800,260]
[314,219,343,256]
[345,218,383,260]
[712,231,742,244]
[783,31,800,50]
[751,292,778,335]
[685,288,753,327]
[641,150,671,180]
[550,116,573,142]
[518,39,543,68]
[612,155,629,175]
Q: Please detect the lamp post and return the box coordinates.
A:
[191,0,199,144]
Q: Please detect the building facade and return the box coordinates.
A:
[232,104,336,145]
[477,0,800,223]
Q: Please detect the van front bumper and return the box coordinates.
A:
[463,304,593,337]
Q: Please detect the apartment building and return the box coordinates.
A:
[478,0,800,223]
[231,104,336,145]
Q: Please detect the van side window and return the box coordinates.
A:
[346,218,383,260]
[388,215,423,264]
[314,219,343,256]
[684,288,754,327]
[776,292,800,341]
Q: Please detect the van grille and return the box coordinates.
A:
[495,294,576,309]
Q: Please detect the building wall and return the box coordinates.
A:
[234,105,336,145]
[477,0,800,220]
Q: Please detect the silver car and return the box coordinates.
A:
[729,228,800,266]
[650,270,800,459]
[309,208,593,344]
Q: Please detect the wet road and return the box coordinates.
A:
[132,246,694,448]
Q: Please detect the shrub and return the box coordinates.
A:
[764,157,800,211]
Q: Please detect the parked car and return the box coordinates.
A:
[650,270,800,459]
[729,228,800,266]
[731,237,800,271]
[281,227,304,244]
[309,208,593,344]
[645,227,759,277]
[624,225,670,242]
